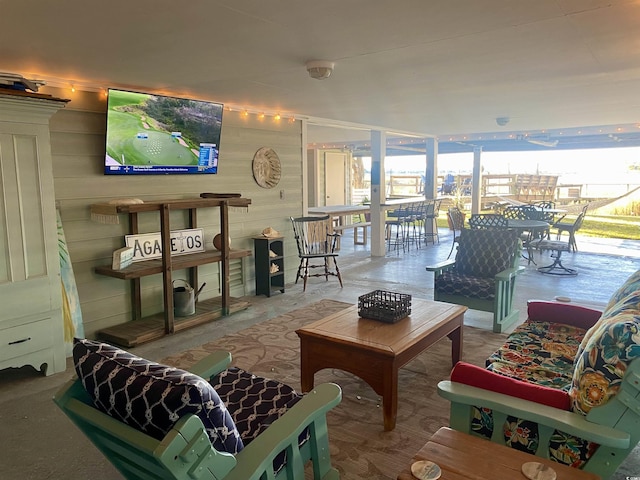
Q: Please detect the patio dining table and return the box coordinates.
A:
[308,205,371,247]
[308,204,370,221]
[506,219,549,264]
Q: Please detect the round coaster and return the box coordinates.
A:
[555,296,571,303]
[522,461,556,480]
[411,460,441,480]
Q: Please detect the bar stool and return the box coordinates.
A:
[423,199,441,245]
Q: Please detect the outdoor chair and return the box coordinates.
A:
[502,205,537,220]
[553,204,588,252]
[468,213,509,230]
[385,206,412,252]
[530,201,557,239]
[426,228,524,333]
[54,338,342,480]
[423,199,442,245]
[446,206,465,259]
[290,215,343,291]
[397,202,423,250]
[438,269,640,479]
[502,204,539,253]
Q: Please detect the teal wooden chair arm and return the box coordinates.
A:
[495,264,525,282]
[54,368,342,480]
[437,380,630,449]
[224,383,342,480]
[188,351,232,379]
[425,259,455,274]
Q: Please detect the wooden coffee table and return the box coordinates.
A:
[296,299,466,431]
[397,427,600,480]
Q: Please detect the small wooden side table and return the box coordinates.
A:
[397,427,600,480]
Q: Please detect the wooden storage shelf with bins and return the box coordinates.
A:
[93,196,252,347]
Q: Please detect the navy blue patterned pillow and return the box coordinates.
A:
[73,338,243,454]
[211,367,303,444]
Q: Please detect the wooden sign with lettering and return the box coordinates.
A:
[125,228,205,262]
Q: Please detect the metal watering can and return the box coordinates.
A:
[173,280,206,316]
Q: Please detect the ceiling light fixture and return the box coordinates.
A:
[496,116,510,126]
[306,60,334,80]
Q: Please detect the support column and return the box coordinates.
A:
[371,130,386,257]
[424,138,437,200]
[471,146,482,214]
[301,118,309,213]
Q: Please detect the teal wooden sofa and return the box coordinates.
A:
[437,269,640,479]
[426,228,524,333]
[54,339,342,480]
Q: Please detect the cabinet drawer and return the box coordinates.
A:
[0,318,53,362]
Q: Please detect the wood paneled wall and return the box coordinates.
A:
[44,87,303,339]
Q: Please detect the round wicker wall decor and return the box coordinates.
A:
[252,147,281,189]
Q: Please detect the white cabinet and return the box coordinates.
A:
[0,91,68,376]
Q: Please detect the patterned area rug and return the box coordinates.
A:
[162,299,507,480]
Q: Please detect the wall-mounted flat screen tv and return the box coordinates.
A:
[104,88,223,175]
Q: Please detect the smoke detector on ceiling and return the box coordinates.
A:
[306,60,334,80]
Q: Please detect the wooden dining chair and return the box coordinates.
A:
[290,215,343,291]
[446,207,465,259]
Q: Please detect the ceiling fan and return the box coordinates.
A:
[517,134,558,148]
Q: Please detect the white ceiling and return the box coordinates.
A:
[2,0,640,143]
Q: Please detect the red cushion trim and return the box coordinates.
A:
[450,361,571,411]
[526,300,602,329]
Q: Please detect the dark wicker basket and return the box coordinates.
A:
[358,290,412,323]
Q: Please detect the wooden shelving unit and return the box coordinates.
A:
[254,236,285,297]
[94,196,252,347]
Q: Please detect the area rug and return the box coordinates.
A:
[162,299,507,480]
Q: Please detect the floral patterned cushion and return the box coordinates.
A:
[469,409,598,467]
[578,269,640,357]
[486,320,587,389]
[73,338,243,454]
[476,319,597,468]
[569,309,640,415]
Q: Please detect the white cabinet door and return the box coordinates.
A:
[0,94,67,375]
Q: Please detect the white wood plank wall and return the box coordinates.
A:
[44,87,304,339]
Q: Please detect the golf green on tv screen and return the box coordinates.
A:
[104,89,223,175]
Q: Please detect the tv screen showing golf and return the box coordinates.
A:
[104,89,223,175]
